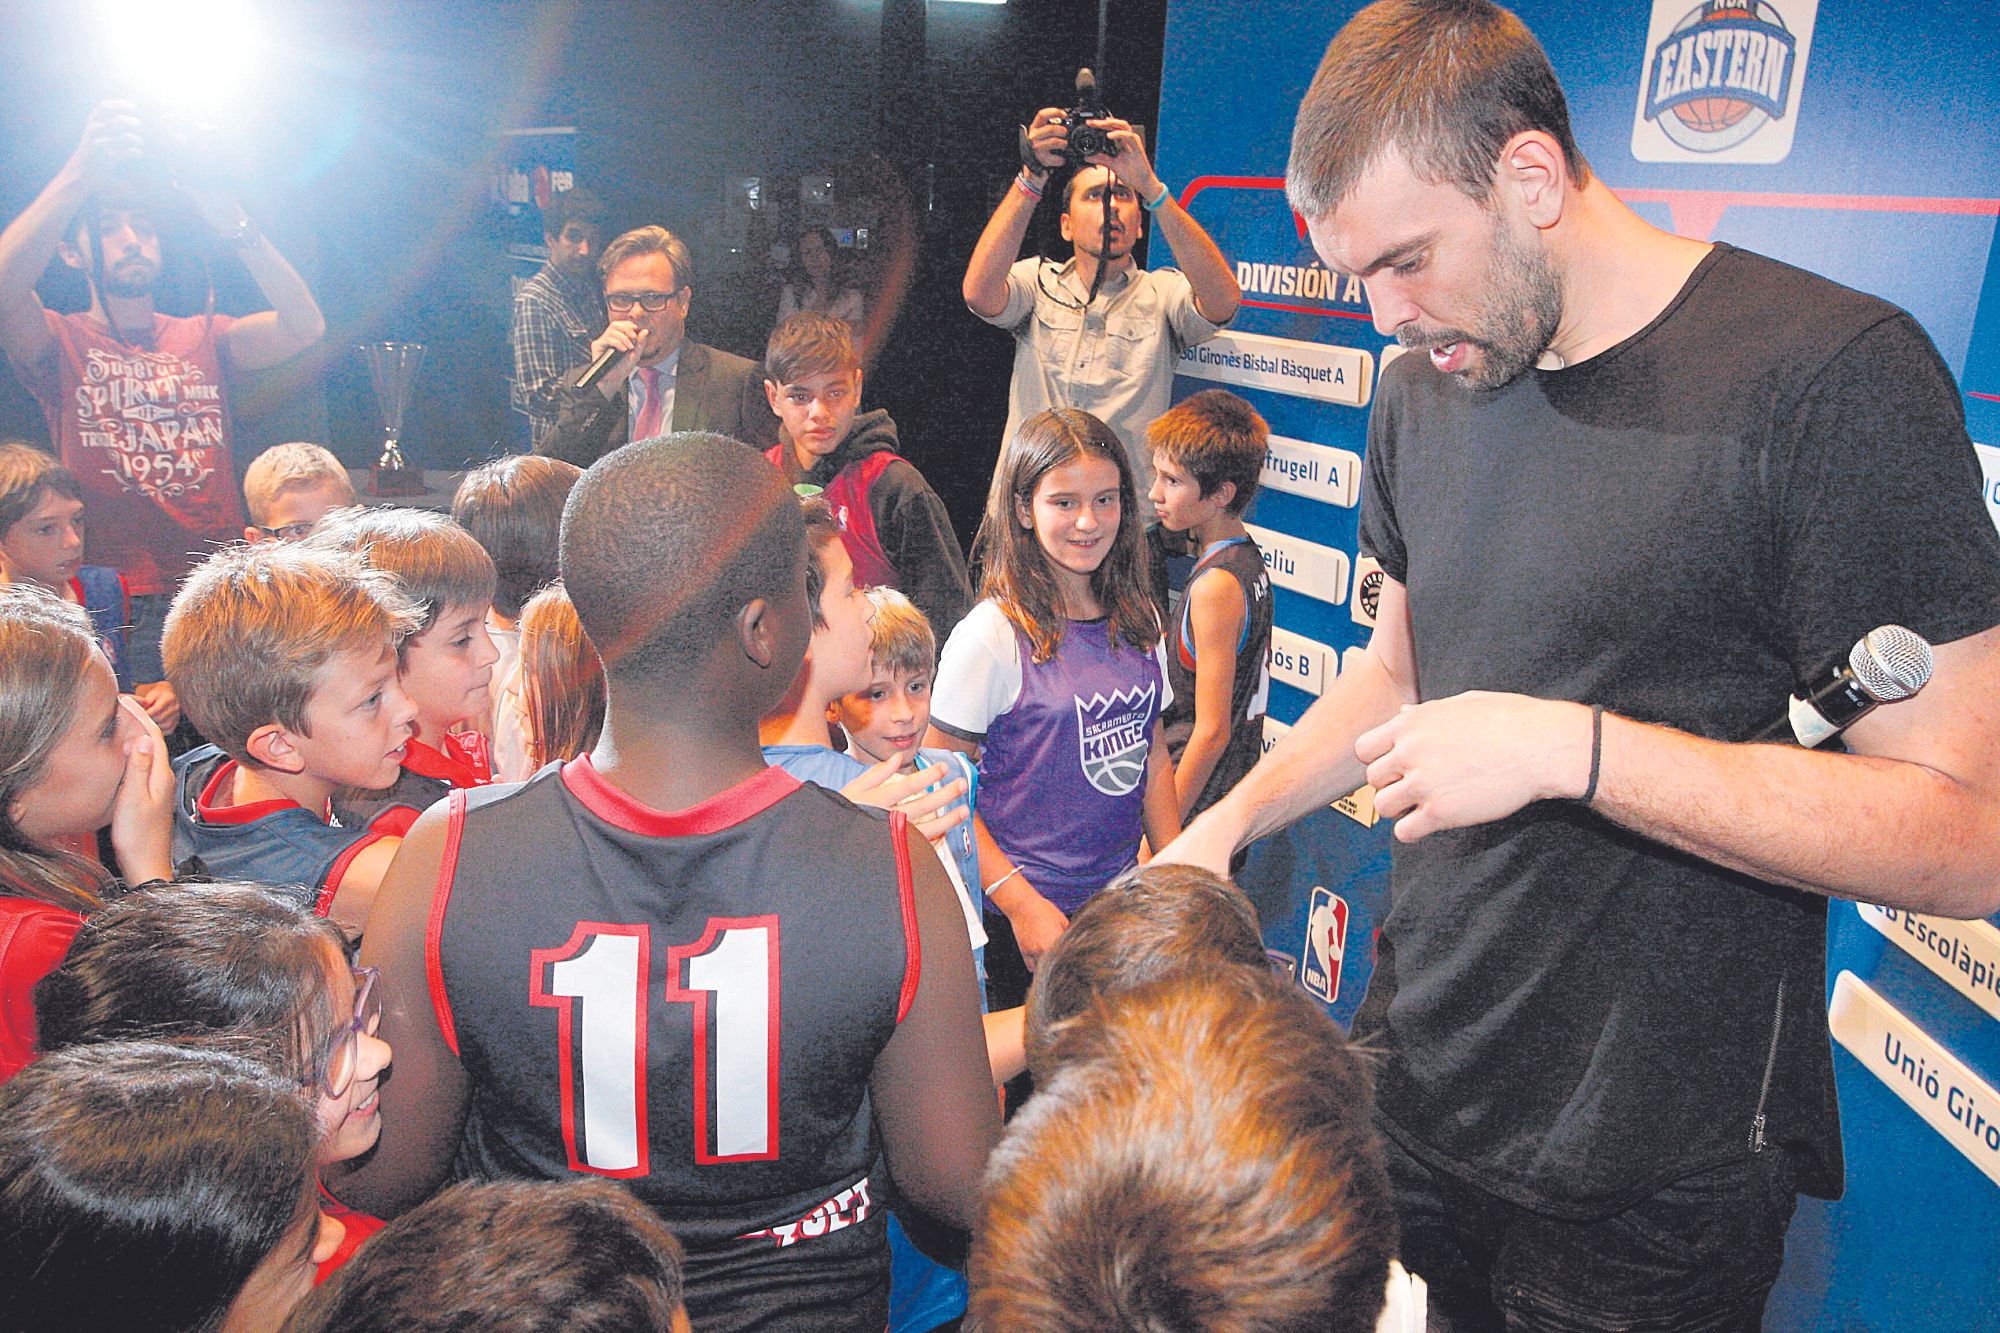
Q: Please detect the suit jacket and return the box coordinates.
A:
[538,340,776,467]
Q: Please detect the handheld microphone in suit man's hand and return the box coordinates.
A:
[576,341,627,393]
[1754,625,1934,748]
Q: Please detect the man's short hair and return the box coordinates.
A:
[765,311,860,386]
[164,542,422,761]
[598,224,696,292]
[864,586,935,680]
[1286,0,1590,217]
[452,455,583,620]
[971,970,1397,1333]
[240,443,355,528]
[561,432,803,682]
[309,506,498,632]
[1025,862,1269,1079]
[800,496,842,631]
[1146,389,1269,515]
[0,442,83,537]
[285,1179,686,1333]
[542,186,607,243]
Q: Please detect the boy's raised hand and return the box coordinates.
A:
[841,751,970,841]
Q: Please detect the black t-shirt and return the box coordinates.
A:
[1354,244,2000,1217]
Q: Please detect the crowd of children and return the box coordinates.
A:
[0,367,1434,1333]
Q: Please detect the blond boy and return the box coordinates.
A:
[241,442,356,544]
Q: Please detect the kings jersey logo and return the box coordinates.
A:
[1074,683,1156,797]
[1631,0,1818,164]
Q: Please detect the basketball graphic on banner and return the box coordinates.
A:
[1631,0,1819,163]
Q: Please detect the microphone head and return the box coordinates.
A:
[1849,625,1934,703]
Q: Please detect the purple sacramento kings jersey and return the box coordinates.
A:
[428,759,919,1333]
[969,617,1164,914]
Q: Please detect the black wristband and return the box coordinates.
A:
[1580,704,1605,805]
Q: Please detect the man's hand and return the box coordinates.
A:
[840,753,970,841]
[1082,117,1163,201]
[69,101,145,185]
[1357,692,1593,842]
[1022,107,1070,175]
[583,320,644,397]
[109,697,175,884]
[131,679,181,732]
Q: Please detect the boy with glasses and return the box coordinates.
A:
[540,225,774,466]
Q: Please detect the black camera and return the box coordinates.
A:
[1061,68,1113,165]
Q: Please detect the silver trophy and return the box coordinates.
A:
[360,342,425,496]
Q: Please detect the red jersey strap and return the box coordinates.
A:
[890,810,920,1022]
[425,788,471,1058]
[824,452,901,591]
[316,806,420,919]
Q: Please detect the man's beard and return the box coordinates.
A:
[1399,221,1563,392]
[101,261,156,301]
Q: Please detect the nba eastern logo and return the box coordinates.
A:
[1631,0,1818,164]
[1074,683,1155,797]
[1299,887,1349,1005]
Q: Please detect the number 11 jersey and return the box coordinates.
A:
[427,758,920,1332]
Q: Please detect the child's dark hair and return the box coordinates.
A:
[0,584,115,910]
[0,442,84,539]
[971,969,1396,1333]
[560,432,803,682]
[309,505,498,632]
[1024,863,1269,1078]
[975,408,1156,663]
[35,881,350,1089]
[0,1039,320,1333]
[765,310,861,386]
[1146,389,1269,516]
[800,495,843,630]
[452,455,583,621]
[284,1179,687,1333]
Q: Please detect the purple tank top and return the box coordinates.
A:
[977,619,1163,914]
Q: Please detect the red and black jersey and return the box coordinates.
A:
[428,758,920,1332]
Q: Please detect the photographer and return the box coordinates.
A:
[0,101,326,731]
[962,95,1239,518]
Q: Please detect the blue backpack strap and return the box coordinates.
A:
[73,565,133,690]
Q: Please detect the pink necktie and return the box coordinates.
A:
[631,365,665,441]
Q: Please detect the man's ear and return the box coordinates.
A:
[1498,130,1569,231]
[739,596,776,670]
[244,722,307,775]
[1208,480,1237,513]
[56,240,86,273]
[764,379,783,417]
[1058,208,1074,245]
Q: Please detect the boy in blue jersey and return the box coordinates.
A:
[162,542,424,929]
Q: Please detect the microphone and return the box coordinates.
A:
[575,341,628,393]
[1755,625,1934,748]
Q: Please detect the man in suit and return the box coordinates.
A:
[538,225,773,465]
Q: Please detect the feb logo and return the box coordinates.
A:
[1074,683,1156,797]
[1631,0,1818,164]
[1299,887,1349,1004]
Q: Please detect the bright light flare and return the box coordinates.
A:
[97,0,265,118]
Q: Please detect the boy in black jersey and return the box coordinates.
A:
[344,433,998,1333]
[1146,390,1273,819]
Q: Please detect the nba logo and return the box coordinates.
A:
[1299,887,1348,1004]
[1631,0,1819,164]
